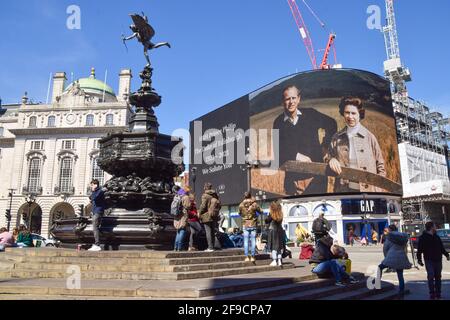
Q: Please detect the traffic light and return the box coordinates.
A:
[5,209,11,221]
[78,204,84,216]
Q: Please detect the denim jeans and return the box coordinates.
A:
[425,260,443,295]
[92,213,103,246]
[312,260,348,283]
[174,228,186,250]
[379,264,405,293]
[243,227,256,257]
[188,221,202,248]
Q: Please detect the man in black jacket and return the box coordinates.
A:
[273,85,337,195]
[417,221,450,300]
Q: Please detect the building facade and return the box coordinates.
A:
[0,68,133,237]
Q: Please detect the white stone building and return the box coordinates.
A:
[0,68,133,237]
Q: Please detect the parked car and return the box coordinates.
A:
[31,234,60,248]
[411,229,450,252]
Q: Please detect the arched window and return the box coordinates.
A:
[105,114,114,125]
[312,204,337,217]
[27,158,42,194]
[86,114,94,126]
[289,205,308,217]
[91,158,104,186]
[47,116,56,127]
[59,157,73,193]
[29,116,37,128]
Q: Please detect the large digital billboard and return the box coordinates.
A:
[190,69,402,205]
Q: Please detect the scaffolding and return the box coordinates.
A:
[393,93,449,155]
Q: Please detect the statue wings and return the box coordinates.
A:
[130,13,155,43]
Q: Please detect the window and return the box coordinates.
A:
[289,205,308,217]
[31,141,44,150]
[91,158,104,186]
[86,114,94,126]
[61,140,75,150]
[47,116,56,127]
[0,127,4,137]
[59,157,73,193]
[29,116,37,128]
[106,114,114,125]
[27,158,41,194]
[93,139,100,149]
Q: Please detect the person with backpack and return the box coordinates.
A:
[266,201,285,267]
[417,221,450,300]
[238,192,261,262]
[199,183,221,252]
[172,186,191,251]
[378,224,412,297]
[312,213,331,243]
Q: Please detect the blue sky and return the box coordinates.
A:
[1,0,449,136]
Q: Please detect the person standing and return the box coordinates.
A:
[378,225,412,297]
[266,202,285,267]
[238,192,261,262]
[348,228,355,246]
[417,221,450,300]
[173,187,190,251]
[88,179,106,252]
[372,229,379,245]
[199,183,221,252]
[187,192,201,251]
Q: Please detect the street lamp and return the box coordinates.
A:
[255,190,267,231]
[6,189,15,232]
[25,194,36,232]
[362,193,369,244]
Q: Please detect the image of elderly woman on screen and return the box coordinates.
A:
[326,97,386,192]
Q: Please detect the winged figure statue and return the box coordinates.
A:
[122,12,171,65]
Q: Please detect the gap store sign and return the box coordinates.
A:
[341,199,388,215]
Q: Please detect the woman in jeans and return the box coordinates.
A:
[238,192,261,262]
[173,188,190,251]
[266,202,285,266]
[187,193,201,251]
[378,224,412,296]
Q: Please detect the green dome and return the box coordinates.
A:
[64,69,115,96]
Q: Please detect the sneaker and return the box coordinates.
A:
[250,256,256,262]
[204,248,214,252]
[277,259,282,266]
[244,256,251,262]
[188,247,197,252]
[335,281,346,287]
[270,260,277,267]
[348,276,359,284]
[88,245,101,252]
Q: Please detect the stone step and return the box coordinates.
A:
[1,259,271,273]
[362,289,402,300]
[1,253,258,266]
[271,280,367,300]
[319,282,397,300]
[4,248,246,259]
[199,278,333,300]
[0,263,295,281]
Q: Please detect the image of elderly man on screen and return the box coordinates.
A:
[273,85,337,195]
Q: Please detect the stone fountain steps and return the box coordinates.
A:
[0,248,292,281]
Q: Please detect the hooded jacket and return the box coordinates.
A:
[381,231,412,270]
[238,198,261,228]
[199,189,221,223]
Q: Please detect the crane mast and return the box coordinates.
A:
[382,0,411,94]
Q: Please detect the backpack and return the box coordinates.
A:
[170,194,183,216]
[312,218,328,235]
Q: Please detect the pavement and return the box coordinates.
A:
[286,244,450,300]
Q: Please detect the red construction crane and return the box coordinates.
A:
[287,0,337,70]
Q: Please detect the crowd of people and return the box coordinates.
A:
[0,225,34,251]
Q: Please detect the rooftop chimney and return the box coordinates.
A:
[118,69,132,102]
[52,72,67,103]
